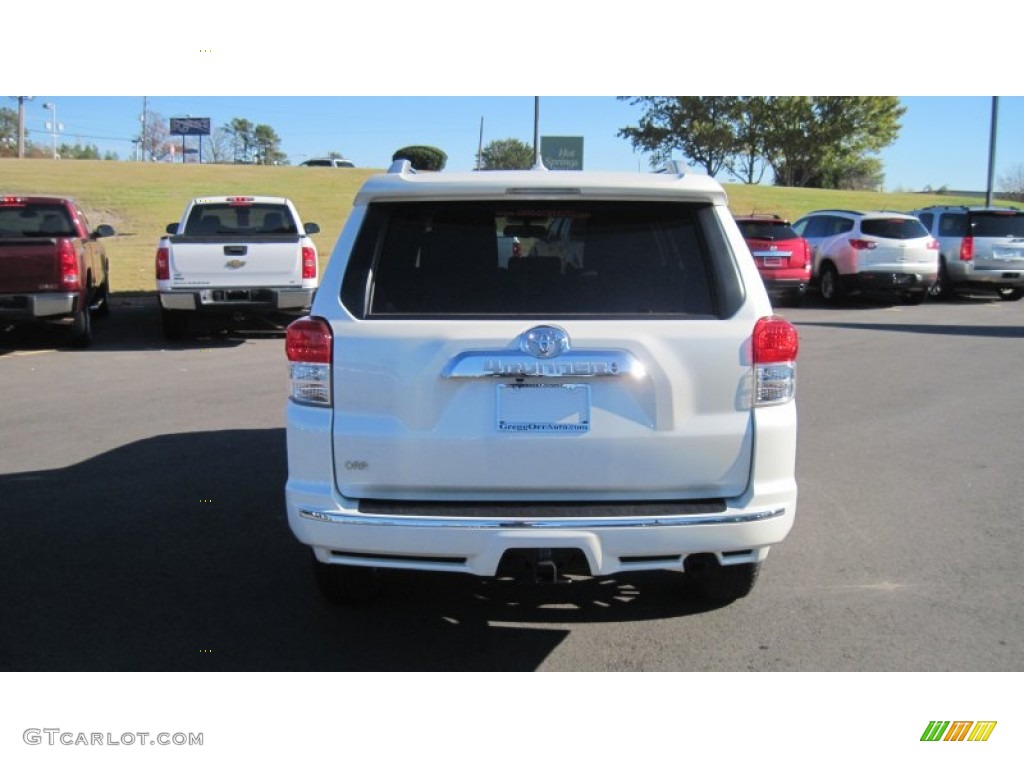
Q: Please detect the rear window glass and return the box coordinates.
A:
[860,218,928,239]
[737,220,799,240]
[183,203,297,235]
[343,201,732,318]
[0,203,75,238]
[971,211,1024,238]
[938,213,968,237]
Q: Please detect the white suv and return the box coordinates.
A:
[285,161,799,606]
[792,209,938,304]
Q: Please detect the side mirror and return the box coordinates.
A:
[94,224,116,238]
[304,222,320,235]
[166,223,178,234]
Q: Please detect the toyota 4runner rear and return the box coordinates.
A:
[285,161,799,606]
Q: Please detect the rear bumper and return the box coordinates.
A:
[946,263,1024,288]
[842,270,936,294]
[159,287,314,312]
[0,292,78,320]
[285,400,798,577]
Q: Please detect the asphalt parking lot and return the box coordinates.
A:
[1,294,1022,671]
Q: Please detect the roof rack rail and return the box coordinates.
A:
[388,159,416,175]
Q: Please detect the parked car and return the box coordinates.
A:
[908,205,1024,301]
[156,196,320,340]
[791,209,938,304]
[284,160,799,607]
[0,195,115,347]
[734,214,812,306]
[299,158,355,168]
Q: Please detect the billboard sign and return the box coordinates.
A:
[541,136,584,170]
[170,117,211,136]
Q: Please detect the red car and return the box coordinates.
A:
[734,214,812,307]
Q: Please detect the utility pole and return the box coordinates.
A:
[476,116,484,170]
[532,96,546,170]
[12,96,32,157]
[141,96,148,162]
[985,96,999,207]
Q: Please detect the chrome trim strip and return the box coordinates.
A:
[299,506,785,529]
[442,350,645,379]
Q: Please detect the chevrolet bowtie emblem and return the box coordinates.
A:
[225,259,246,269]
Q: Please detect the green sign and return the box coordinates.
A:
[541,136,583,170]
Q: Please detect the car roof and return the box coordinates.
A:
[192,195,290,204]
[734,213,790,223]
[354,163,728,206]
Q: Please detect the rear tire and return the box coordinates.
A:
[998,287,1024,302]
[68,303,92,348]
[687,557,761,605]
[819,263,842,305]
[161,309,189,341]
[312,554,378,605]
[929,259,953,300]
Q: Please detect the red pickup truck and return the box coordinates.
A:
[0,195,115,347]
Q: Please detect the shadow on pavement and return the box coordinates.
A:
[0,429,715,672]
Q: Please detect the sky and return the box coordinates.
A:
[11,95,1023,192]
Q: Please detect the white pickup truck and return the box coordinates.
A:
[156,195,320,339]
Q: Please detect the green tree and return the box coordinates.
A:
[57,141,101,159]
[0,106,23,156]
[479,137,534,170]
[618,97,741,176]
[392,145,447,171]
[252,123,286,165]
[763,96,904,188]
[725,97,770,184]
[225,117,255,163]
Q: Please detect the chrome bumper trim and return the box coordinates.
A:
[298,506,785,530]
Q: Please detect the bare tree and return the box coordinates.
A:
[998,163,1024,197]
[202,127,232,164]
[141,110,171,161]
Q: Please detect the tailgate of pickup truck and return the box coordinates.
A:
[0,239,61,293]
[167,235,304,287]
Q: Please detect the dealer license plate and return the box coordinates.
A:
[496,383,590,434]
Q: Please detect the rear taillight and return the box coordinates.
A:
[752,316,798,406]
[960,236,974,261]
[286,317,332,406]
[512,240,522,259]
[156,247,170,280]
[849,239,877,250]
[301,246,317,280]
[927,238,939,250]
[58,240,80,290]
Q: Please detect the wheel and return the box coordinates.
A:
[685,556,761,605]
[818,262,842,304]
[161,309,189,341]
[928,259,953,300]
[68,303,92,348]
[998,287,1024,302]
[901,290,927,305]
[92,280,111,318]
[312,553,378,605]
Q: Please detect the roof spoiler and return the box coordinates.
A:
[387,159,416,175]
[654,160,690,177]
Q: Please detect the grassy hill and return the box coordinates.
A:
[1,158,1014,293]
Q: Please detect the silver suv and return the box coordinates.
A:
[284,161,799,606]
[908,206,1024,301]
[792,209,938,304]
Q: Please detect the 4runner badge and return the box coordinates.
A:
[519,325,569,359]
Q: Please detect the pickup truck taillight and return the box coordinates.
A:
[301,246,317,280]
[752,316,798,406]
[286,317,332,406]
[960,236,974,262]
[58,240,81,290]
[156,247,170,280]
